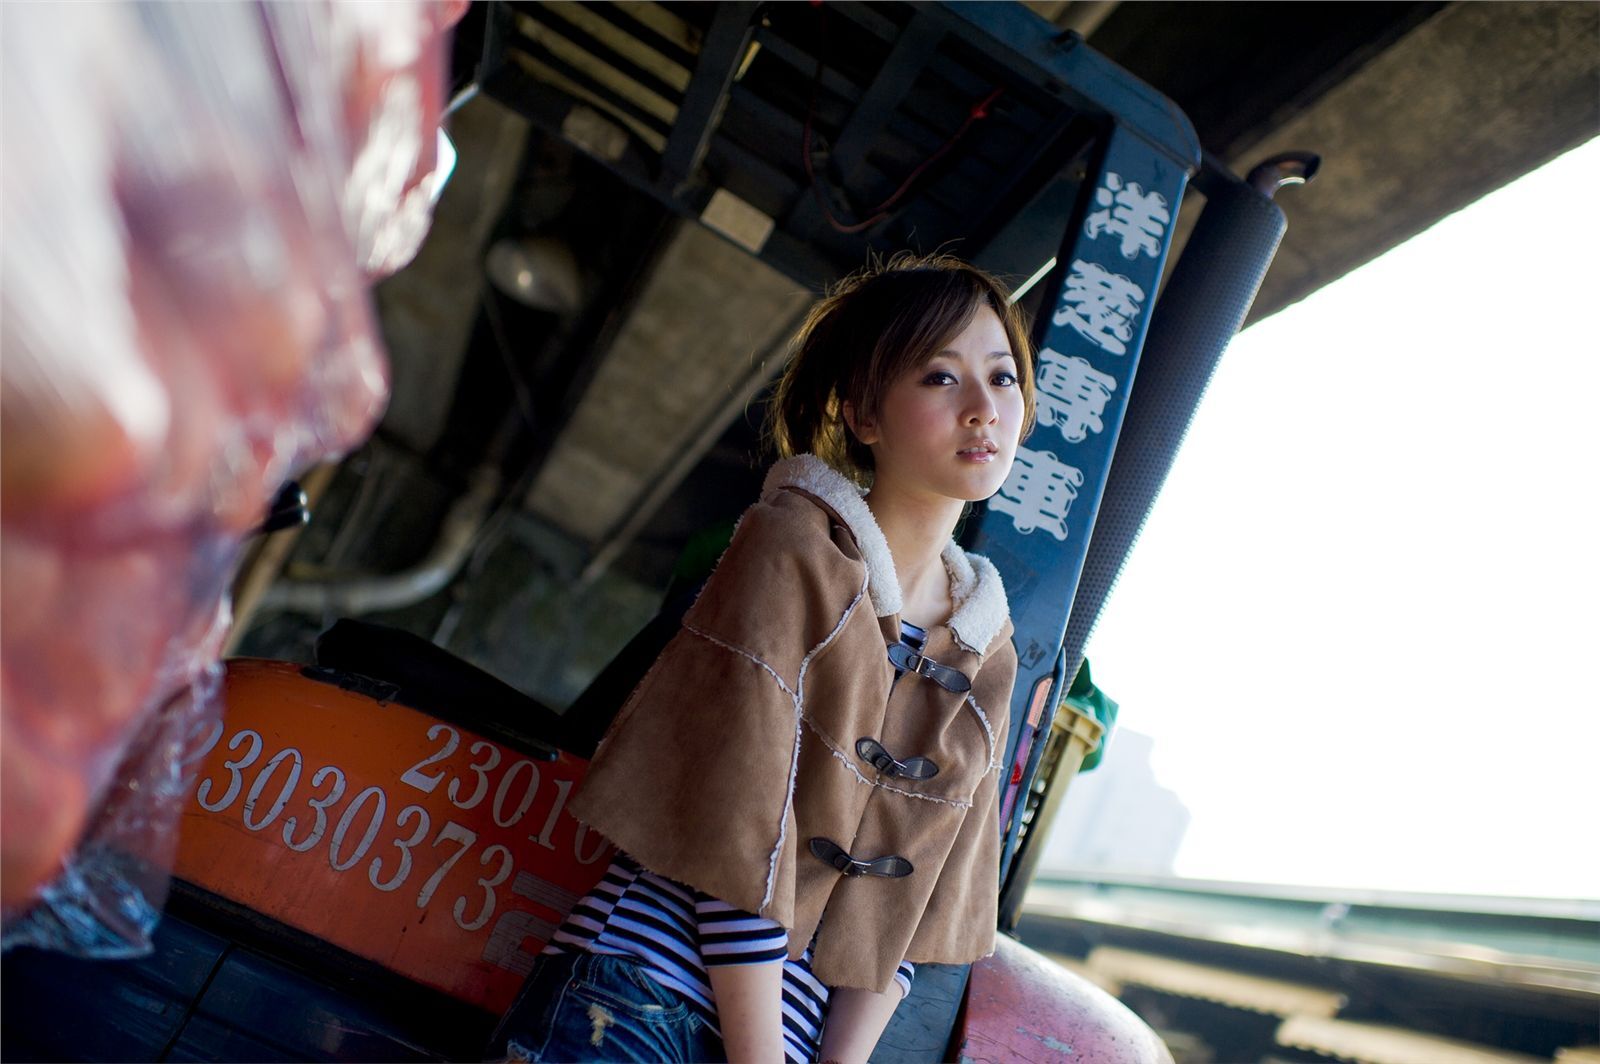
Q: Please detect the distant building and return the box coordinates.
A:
[1040,728,1190,875]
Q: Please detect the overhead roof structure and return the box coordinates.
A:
[364,1,1598,572]
[477,0,1200,286]
[256,0,1600,694]
[1184,1,1600,323]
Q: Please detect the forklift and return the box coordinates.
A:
[1,3,1311,1059]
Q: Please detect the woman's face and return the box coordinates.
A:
[852,305,1025,504]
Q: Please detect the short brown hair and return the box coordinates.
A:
[767,252,1036,486]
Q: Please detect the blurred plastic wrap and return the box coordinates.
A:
[0,0,465,955]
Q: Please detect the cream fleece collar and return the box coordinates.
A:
[763,455,1010,656]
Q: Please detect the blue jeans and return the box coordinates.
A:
[487,951,727,1063]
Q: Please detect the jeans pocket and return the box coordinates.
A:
[489,953,576,1062]
[572,955,691,1023]
[546,964,697,1062]
[491,953,697,1063]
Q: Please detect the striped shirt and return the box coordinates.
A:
[545,620,931,1063]
[543,855,914,1062]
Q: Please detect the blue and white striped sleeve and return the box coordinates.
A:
[694,895,789,966]
[893,960,916,999]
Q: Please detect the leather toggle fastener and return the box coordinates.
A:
[887,642,972,692]
[808,837,913,878]
[855,737,939,780]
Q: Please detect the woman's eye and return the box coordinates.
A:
[923,371,957,386]
[993,371,1018,387]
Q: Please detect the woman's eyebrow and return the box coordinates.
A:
[930,349,1017,360]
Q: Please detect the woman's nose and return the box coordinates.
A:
[963,385,998,425]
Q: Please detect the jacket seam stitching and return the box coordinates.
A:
[781,572,871,904]
[685,575,870,912]
[681,625,798,700]
[679,575,998,917]
[678,622,807,913]
[804,718,975,809]
[964,693,999,772]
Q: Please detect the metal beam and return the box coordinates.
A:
[961,123,1192,900]
[750,24,864,104]
[830,17,947,189]
[480,57,657,184]
[509,41,674,139]
[785,13,947,240]
[657,2,760,198]
[564,0,699,70]
[518,4,687,105]
[927,1,1200,171]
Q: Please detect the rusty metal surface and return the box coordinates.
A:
[954,933,1172,1064]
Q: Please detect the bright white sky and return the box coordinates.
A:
[1064,134,1600,900]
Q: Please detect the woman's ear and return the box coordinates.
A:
[842,400,879,446]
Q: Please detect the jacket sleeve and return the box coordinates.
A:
[566,490,865,929]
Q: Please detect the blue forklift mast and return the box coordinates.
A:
[1,3,1301,1059]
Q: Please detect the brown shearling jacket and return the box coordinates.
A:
[568,454,1017,993]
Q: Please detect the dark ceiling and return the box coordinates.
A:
[1084,2,1447,161]
[416,0,1599,579]
[241,1,1597,671]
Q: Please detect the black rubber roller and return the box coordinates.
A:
[1062,175,1288,678]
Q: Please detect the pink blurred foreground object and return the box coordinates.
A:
[952,934,1174,1064]
[0,0,464,953]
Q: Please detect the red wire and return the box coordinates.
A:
[803,4,1003,236]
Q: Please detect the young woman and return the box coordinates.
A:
[490,253,1035,1064]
